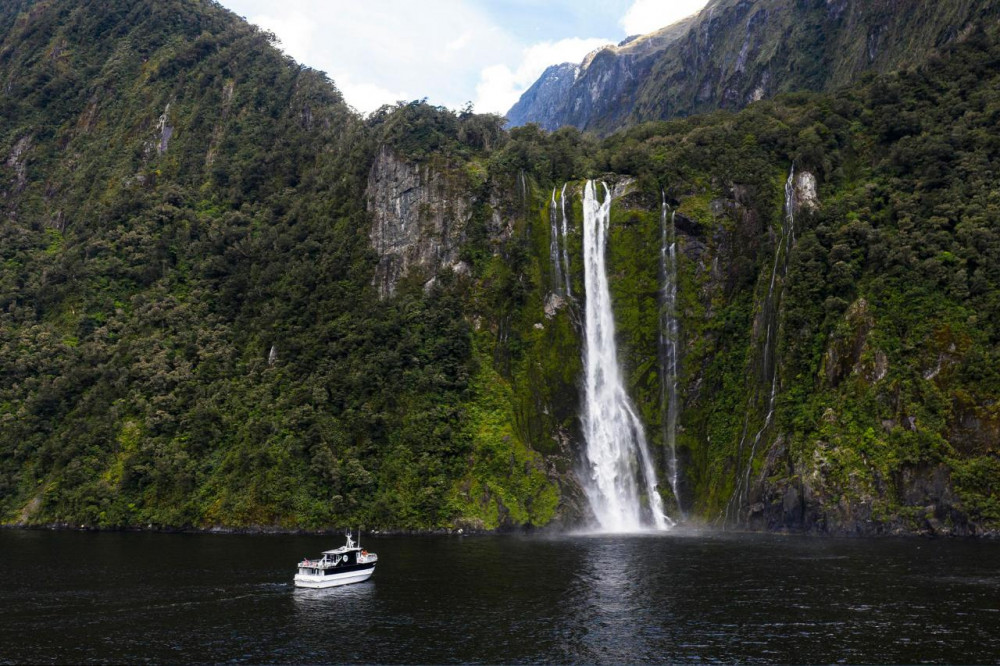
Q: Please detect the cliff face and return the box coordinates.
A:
[506,17,695,132]
[367,146,471,298]
[506,63,579,132]
[508,0,1000,134]
[2,0,999,537]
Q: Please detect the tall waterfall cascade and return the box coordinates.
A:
[727,166,797,521]
[581,180,671,532]
[659,194,681,509]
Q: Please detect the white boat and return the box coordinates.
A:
[294,531,378,589]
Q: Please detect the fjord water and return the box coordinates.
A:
[3,530,1000,664]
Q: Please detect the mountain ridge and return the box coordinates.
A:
[507,0,1000,135]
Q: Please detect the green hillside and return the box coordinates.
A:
[1,0,998,535]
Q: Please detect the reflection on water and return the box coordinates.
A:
[293,582,375,603]
[2,529,1000,663]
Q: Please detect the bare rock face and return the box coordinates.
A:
[508,0,997,135]
[749,435,980,537]
[367,146,471,299]
[4,136,31,195]
[506,17,696,133]
[156,103,173,155]
[794,170,819,212]
[506,62,579,131]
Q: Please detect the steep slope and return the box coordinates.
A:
[0,0,555,530]
[3,0,999,536]
[0,0,369,528]
[406,25,1000,536]
[506,17,696,131]
[508,0,1000,134]
[506,62,579,132]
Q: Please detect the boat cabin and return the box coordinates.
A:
[297,534,376,576]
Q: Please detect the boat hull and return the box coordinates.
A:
[294,565,375,588]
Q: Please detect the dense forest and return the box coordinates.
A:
[1,0,998,535]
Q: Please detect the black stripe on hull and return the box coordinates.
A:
[299,563,376,576]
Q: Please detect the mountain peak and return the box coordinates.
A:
[507,0,1000,135]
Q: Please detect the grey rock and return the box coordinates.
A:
[156,103,173,155]
[506,62,579,131]
[367,146,472,299]
[793,170,819,212]
[5,135,31,194]
[507,0,997,135]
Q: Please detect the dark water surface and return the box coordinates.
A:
[1,529,999,664]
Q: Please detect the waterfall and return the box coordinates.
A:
[659,194,681,509]
[581,180,670,532]
[549,188,565,294]
[560,183,572,297]
[727,166,796,522]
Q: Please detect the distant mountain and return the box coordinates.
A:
[506,62,578,132]
[508,0,1000,134]
[507,17,696,130]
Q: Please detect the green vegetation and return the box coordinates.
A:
[1,0,998,534]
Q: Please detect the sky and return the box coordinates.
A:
[218,0,709,115]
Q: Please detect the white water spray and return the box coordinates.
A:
[659,194,681,509]
[581,180,670,532]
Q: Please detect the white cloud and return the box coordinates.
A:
[474,37,611,115]
[225,0,522,113]
[620,0,708,36]
[336,77,410,114]
[446,32,473,52]
[228,1,697,116]
[249,11,315,66]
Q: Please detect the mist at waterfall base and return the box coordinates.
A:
[4,529,1000,664]
[580,181,669,532]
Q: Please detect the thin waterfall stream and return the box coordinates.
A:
[549,188,565,294]
[726,166,796,522]
[659,194,681,510]
[581,180,670,532]
[559,183,572,297]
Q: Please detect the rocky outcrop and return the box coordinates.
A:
[4,135,31,196]
[155,103,173,155]
[747,436,986,537]
[367,146,472,298]
[793,170,819,213]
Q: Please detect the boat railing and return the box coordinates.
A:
[299,551,378,569]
